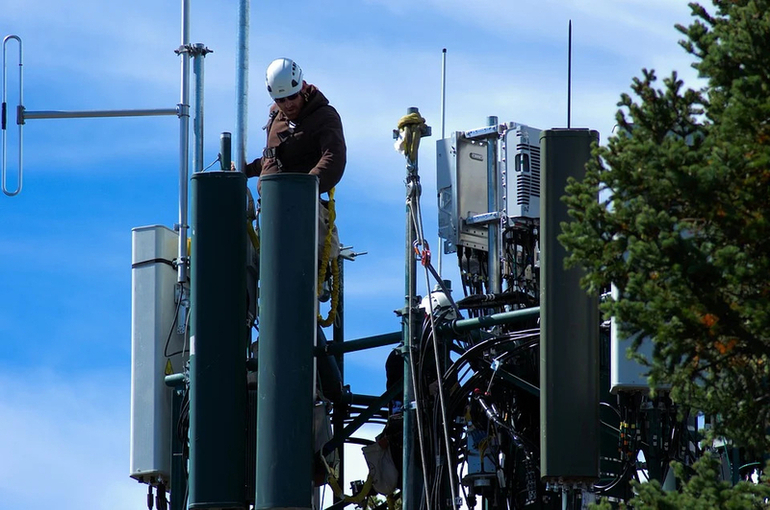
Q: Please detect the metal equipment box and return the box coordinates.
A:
[130,225,186,484]
[504,124,541,219]
[437,133,490,253]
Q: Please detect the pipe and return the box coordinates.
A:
[486,115,501,294]
[438,48,447,277]
[441,306,540,333]
[177,0,191,284]
[234,0,249,172]
[317,331,400,356]
[403,107,420,510]
[256,174,318,510]
[164,373,187,387]
[332,259,346,498]
[219,132,231,171]
[567,20,572,129]
[21,108,177,120]
[440,49,447,140]
[402,106,431,510]
[192,43,208,174]
[324,383,403,454]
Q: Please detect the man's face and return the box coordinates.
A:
[275,91,304,121]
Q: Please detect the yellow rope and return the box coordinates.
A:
[396,112,426,161]
[247,220,260,251]
[318,258,340,327]
[318,187,339,327]
[317,187,336,291]
[322,454,374,504]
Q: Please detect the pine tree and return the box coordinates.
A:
[560,0,770,454]
[592,454,770,509]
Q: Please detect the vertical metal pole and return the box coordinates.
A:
[234,0,249,172]
[438,48,447,277]
[177,0,191,284]
[567,20,572,129]
[256,174,318,510]
[440,50,447,141]
[192,44,207,174]
[486,115,501,294]
[402,107,422,510]
[189,171,248,509]
[332,258,345,500]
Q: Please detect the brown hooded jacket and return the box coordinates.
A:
[245,84,346,194]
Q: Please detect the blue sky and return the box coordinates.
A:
[0,0,701,508]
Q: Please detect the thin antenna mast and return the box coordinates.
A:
[567,20,572,128]
[438,48,447,277]
[440,48,447,139]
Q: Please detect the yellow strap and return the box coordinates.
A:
[318,187,339,327]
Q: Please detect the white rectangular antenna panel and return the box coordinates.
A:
[504,125,541,219]
[610,318,655,394]
[609,285,670,393]
[130,225,185,484]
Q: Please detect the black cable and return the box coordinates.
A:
[147,485,154,510]
[424,260,462,316]
[443,333,539,385]
[201,154,221,172]
[163,297,183,358]
[601,401,622,417]
[475,394,533,461]
[156,482,168,510]
[594,457,635,492]
[176,382,191,510]
[450,339,543,503]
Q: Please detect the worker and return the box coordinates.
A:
[243,57,346,404]
[243,57,346,259]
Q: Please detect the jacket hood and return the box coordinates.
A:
[296,84,329,122]
[269,84,330,124]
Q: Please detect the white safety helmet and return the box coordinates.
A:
[265,58,303,99]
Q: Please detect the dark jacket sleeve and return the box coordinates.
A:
[309,106,346,193]
[244,158,262,178]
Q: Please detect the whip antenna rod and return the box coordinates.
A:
[567,20,572,128]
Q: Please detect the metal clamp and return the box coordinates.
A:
[463,124,503,140]
[465,211,503,225]
[175,43,213,57]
